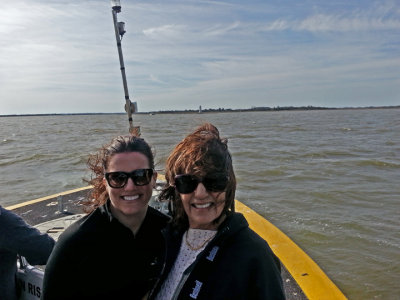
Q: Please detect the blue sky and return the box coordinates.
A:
[0,0,399,114]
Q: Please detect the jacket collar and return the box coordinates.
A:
[98,199,114,223]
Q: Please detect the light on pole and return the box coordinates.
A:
[111,0,139,136]
[111,0,121,13]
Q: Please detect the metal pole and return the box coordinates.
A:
[111,9,140,136]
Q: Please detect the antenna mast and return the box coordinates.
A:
[111,0,140,136]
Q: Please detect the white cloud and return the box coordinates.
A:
[259,1,400,33]
[203,22,240,36]
[142,24,186,39]
[149,74,166,84]
[297,14,400,32]
[262,20,290,31]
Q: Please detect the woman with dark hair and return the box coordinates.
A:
[42,136,169,300]
[149,123,285,300]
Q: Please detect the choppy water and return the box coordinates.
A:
[1,109,399,299]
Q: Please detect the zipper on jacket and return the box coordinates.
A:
[171,262,195,300]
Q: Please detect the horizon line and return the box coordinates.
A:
[1,105,399,117]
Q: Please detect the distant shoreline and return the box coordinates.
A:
[1,105,399,117]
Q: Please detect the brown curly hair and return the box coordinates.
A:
[159,123,236,229]
[83,135,155,212]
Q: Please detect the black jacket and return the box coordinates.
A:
[41,201,169,300]
[150,212,285,300]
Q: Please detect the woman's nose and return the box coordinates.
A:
[124,177,136,189]
[194,182,208,197]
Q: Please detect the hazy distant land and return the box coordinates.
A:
[1,105,399,117]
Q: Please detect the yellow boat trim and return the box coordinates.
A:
[6,172,167,211]
[5,186,92,211]
[236,200,347,299]
[6,185,346,299]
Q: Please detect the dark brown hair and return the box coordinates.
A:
[159,123,236,229]
[84,135,154,212]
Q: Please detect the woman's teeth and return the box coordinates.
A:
[193,203,212,208]
[123,195,139,201]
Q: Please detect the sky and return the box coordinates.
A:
[0,0,399,114]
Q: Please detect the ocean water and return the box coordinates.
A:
[1,109,399,299]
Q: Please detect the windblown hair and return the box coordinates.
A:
[83,135,154,212]
[159,123,236,229]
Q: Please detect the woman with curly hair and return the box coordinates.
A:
[42,136,169,300]
[149,123,285,300]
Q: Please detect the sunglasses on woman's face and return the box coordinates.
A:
[174,174,229,194]
[105,169,154,188]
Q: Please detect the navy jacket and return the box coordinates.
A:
[0,205,55,300]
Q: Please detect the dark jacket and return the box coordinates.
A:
[0,205,55,300]
[41,201,169,300]
[150,212,285,300]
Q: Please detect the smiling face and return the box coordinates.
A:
[179,180,226,230]
[105,152,156,224]
[163,123,236,229]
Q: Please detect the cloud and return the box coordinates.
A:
[203,21,241,36]
[263,20,290,31]
[142,24,186,39]
[260,15,400,33]
[297,14,400,32]
[149,74,166,85]
[260,2,400,33]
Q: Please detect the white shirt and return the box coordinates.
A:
[155,228,217,300]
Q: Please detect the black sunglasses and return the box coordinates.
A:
[174,174,229,194]
[105,169,154,188]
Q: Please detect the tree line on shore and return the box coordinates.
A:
[1,105,399,117]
